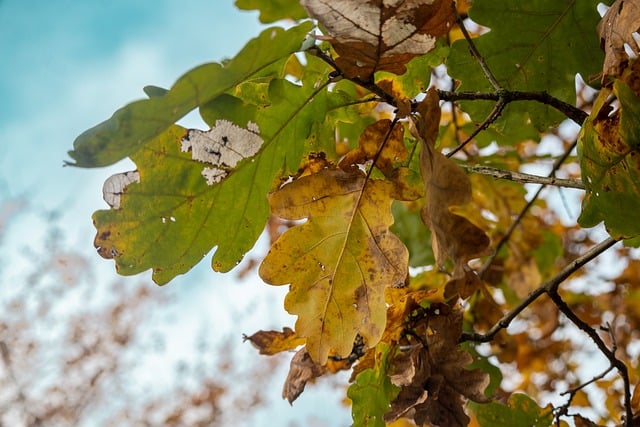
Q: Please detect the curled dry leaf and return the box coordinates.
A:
[301,0,454,80]
[598,0,640,80]
[243,327,305,355]
[416,88,491,278]
[385,307,490,427]
[282,348,326,404]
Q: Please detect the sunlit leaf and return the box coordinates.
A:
[68,23,312,167]
[259,168,408,363]
[94,76,356,283]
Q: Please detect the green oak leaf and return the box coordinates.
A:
[447,0,603,142]
[470,393,554,427]
[348,343,400,427]
[94,77,355,284]
[234,0,307,23]
[578,79,640,239]
[68,23,312,167]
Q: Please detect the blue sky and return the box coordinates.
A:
[0,1,351,425]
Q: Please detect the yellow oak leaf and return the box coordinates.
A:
[259,168,409,364]
[338,119,407,177]
[243,327,306,355]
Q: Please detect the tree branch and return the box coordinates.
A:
[462,165,584,189]
[547,293,632,426]
[461,237,618,343]
[479,140,579,278]
[437,90,589,125]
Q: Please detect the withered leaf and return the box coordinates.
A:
[338,119,407,177]
[598,0,640,80]
[243,327,305,355]
[282,348,326,404]
[301,0,454,80]
[259,168,409,364]
[385,307,490,427]
[416,88,491,278]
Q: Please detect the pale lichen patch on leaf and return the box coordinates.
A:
[102,171,140,209]
[180,119,264,184]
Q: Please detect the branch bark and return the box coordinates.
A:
[462,165,584,189]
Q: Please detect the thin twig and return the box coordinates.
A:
[548,292,632,425]
[479,140,579,278]
[555,365,614,421]
[461,237,618,343]
[462,165,584,189]
[455,11,502,91]
[447,98,507,157]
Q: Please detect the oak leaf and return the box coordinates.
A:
[385,306,490,427]
[243,327,305,355]
[301,0,454,80]
[416,89,491,278]
[338,119,407,177]
[598,0,640,80]
[578,74,640,239]
[281,348,326,404]
[259,168,409,364]
[348,343,400,427]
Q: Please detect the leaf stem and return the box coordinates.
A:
[461,165,584,189]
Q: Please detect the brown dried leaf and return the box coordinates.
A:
[444,269,482,300]
[282,348,326,404]
[416,89,491,278]
[338,119,406,177]
[243,327,306,355]
[301,0,454,80]
[385,307,490,427]
[598,0,640,80]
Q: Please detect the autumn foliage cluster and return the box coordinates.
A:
[69,0,640,425]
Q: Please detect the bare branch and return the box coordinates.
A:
[548,293,632,425]
[437,90,588,125]
[462,165,584,189]
[462,237,619,343]
[479,140,579,278]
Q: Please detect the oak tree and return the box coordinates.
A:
[69,0,640,425]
